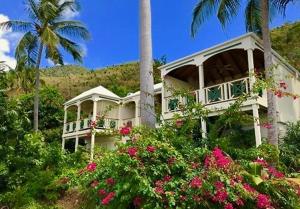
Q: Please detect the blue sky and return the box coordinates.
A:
[0,0,299,69]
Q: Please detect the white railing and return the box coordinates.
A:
[164,77,251,113]
[96,118,119,130]
[204,77,250,105]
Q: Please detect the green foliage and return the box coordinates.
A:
[280,121,300,172]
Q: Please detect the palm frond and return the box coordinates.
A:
[41,26,60,47]
[15,32,39,66]
[59,0,80,13]
[53,20,90,40]
[58,35,83,63]
[217,0,240,27]
[26,0,40,21]
[45,45,64,65]
[191,0,218,37]
[271,0,293,15]
[0,21,33,32]
[245,0,262,33]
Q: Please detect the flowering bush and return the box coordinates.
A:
[77,131,300,209]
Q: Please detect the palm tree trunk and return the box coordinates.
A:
[33,42,43,132]
[139,0,156,128]
[261,0,278,147]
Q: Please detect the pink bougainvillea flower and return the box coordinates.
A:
[127,147,138,157]
[163,175,172,182]
[235,198,244,206]
[133,196,142,207]
[224,203,234,209]
[155,186,164,195]
[261,123,272,129]
[212,147,224,158]
[212,190,228,203]
[102,192,116,205]
[90,180,99,188]
[268,167,284,178]
[120,126,131,136]
[106,178,116,186]
[155,180,164,187]
[243,183,256,193]
[279,81,288,90]
[275,90,283,98]
[176,119,184,128]
[214,181,225,190]
[190,176,202,189]
[86,162,97,172]
[256,194,271,209]
[254,158,268,167]
[98,189,107,197]
[146,145,156,153]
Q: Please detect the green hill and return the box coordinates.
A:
[40,22,300,100]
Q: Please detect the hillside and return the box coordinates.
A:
[41,62,162,100]
[40,22,300,100]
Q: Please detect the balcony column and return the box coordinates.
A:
[135,100,140,126]
[252,104,262,147]
[62,106,67,151]
[75,102,81,152]
[90,98,98,161]
[247,48,256,95]
[198,64,207,138]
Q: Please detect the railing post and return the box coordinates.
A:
[90,98,98,161]
[247,48,256,95]
[63,106,67,134]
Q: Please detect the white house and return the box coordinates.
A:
[62,33,300,160]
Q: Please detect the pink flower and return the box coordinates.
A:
[86,162,97,172]
[261,123,272,129]
[176,119,184,128]
[279,81,287,90]
[155,186,164,195]
[213,190,228,203]
[214,181,224,190]
[235,198,244,206]
[275,90,283,98]
[243,183,256,193]
[224,203,234,209]
[106,178,115,186]
[268,167,284,178]
[90,180,99,188]
[146,145,156,153]
[155,180,164,187]
[212,147,224,158]
[256,194,271,209]
[120,126,131,136]
[254,159,268,167]
[163,175,172,182]
[133,196,142,207]
[190,176,202,189]
[127,147,138,157]
[98,189,107,196]
[101,192,116,205]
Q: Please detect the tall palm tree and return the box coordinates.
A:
[0,0,90,131]
[191,0,290,147]
[139,0,156,128]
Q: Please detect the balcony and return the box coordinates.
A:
[165,77,252,113]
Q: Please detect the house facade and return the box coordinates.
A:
[62,33,300,160]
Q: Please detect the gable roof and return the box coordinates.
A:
[65,85,120,106]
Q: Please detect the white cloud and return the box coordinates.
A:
[0,14,20,70]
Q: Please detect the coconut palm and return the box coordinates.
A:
[0,0,90,131]
[191,0,293,147]
[139,0,156,128]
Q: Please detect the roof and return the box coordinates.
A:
[125,83,162,99]
[65,85,120,106]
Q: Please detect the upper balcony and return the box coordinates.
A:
[162,44,267,119]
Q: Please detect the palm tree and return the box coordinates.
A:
[0,0,90,131]
[191,0,291,147]
[139,0,156,128]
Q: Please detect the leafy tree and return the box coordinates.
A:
[139,0,156,128]
[0,0,90,131]
[191,0,293,147]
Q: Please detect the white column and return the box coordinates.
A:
[252,104,262,147]
[62,137,65,151]
[63,106,68,133]
[90,99,97,160]
[247,48,256,95]
[198,64,205,104]
[76,103,81,131]
[135,100,140,126]
[75,136,79,152]
[198,64,207,138]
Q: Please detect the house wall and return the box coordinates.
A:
[273,59,300,124]
[164,75,195,98]
[97,100,119,119]
[120,102,136,120]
